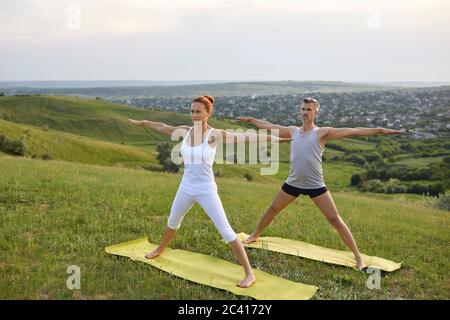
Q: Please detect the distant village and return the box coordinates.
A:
[114,87,450,139]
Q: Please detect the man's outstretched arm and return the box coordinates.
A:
[237,117,295,138]
[320,127,401,143]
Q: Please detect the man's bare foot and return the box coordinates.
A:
[242,233,259,244]
[356,256,367,270]
[145,249,163,259]
[237,273,256,288]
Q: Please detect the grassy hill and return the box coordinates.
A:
[0,95,288,149]
[394,156,447,168]
[0,156,448,299]
[0,95,182,148]
[0,118,160,169]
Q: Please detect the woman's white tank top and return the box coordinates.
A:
[179,127,218,195]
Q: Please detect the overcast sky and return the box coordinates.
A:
[1,0,449,82]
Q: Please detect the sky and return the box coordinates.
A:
[1,0,449,82]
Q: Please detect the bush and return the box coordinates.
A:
[42,153,52,160]
[435,194,450,211]
[327,143,346,152]
[156,141,180,173]
[162,158,179,173]
[345,154,367,166]
[350,174,363,186]
[407,183,428,196]
[0,134,26,156]
[428,183,445,197]
[156,142,172,162]
[393,185,408,193]
[364,152,382,162]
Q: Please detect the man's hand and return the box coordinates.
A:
[382,128,402,135]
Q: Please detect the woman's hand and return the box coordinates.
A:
[275,136,293,143]
[236,117,255,123]
[129,119,147,126]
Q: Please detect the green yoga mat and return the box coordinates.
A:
[237,233,402,272]
[105,237,318,300]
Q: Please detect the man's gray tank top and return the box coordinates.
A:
[285,126,326,189]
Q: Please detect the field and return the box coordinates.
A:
[1,95,448,300]
[0,156,449,299]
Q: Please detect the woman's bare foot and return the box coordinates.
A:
[145,249,163,259]
[237,273,256,288]
[355,255,367,270]
[242,233,259,244]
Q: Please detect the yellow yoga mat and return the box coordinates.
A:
[105,237,317,300]
[237,233,402,272]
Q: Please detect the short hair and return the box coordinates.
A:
[302,97,320,111]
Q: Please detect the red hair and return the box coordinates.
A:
[192,95,215,113]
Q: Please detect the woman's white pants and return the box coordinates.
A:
[167,188,238,243]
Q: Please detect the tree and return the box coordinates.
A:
[156,142,179,173]
[351,174,363,186]
[345,154,366,166]
[162,158,179,173]
[364,152,382,163]
[156,142,171,162]
[429,183,445,198]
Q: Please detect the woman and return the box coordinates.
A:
[129,95,290,288]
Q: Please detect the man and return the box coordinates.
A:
[238,97,401,270]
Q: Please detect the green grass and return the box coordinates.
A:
[1,156,448,299]
[328,138,377,152]
[0,95,252,150]
[0,95,177,148]
[394,156,446,168]
[0,118,160,169]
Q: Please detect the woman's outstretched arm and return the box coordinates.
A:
[129,119,190,136]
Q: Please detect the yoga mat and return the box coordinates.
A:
[237,233,402,272]
[105,237,317,300]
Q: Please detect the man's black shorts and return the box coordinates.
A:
[281,182,328,198]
